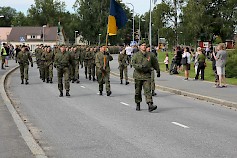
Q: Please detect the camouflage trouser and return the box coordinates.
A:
[84,60,88,76]
[134,79,152,104]
[71,62,79,80]
[19,64,29,80]
[119,65,128,80]
[45,63,53,80]
[97,70,110,92]
[151,70,155,91]
[91,63,95,78]
[40,61,45,79]
[57,67,70,92]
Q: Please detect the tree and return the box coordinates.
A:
[0,7,17,27]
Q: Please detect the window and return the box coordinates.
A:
[31,35,36,39]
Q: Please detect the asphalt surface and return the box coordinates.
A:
[0,60,33,158]
[6,56,237,158]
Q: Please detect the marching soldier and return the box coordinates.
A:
[70,46,81,83]
[17,45,34,84]
[84,47,89,79]
[42,46,54,83]
[85,47,95,80]
[118,48,129,85]
[95,45,113,96]
[146,45,157,96]
[132,42,160,112]
[54,44,72,97]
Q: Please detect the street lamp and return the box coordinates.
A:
[42,25,46,44]
[0,15,4,18]
[138,14,145,44]
[126,3,135,43]
[98,33,101,46]
[75,30,78,44]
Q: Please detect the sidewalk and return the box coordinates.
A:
[110,55,237,108]
[0,60,33,158]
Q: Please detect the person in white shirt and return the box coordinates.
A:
[182,47,191,80]
[125,45,133,67]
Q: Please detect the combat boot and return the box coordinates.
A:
[107,91,112,96]
[25,79,29,85]
[85,74,88,79]
[148,103,157,112]
[21,79,24,84]
[93,77,96,81]
[72,79,75,83]
[89,75,91,80]
[50,79,53,84]
[99,90,102,95]
[66,91,70,97]
[1,63,5,69]
[76,80,80,84]
[120,80,123,84]
[152,90,157,96]
[125,81,129,85]
[59,91,63,97]
[136,103,141,111]
[42,78,45,82]
[46,78,49,83]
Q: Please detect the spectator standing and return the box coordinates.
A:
[194,49,206,80]
[125,44,133,68]
[211,46,219,85]
[213,43,227,88]
[164,53,169,71]
[182,47,191,80]
[194,47,202,75]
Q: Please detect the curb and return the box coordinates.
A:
[0,66,47,158]
[110,71,237,109]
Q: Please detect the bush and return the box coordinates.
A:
[226,49,237,78]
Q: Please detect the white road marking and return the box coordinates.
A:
[120,102,130,107]
[172,122,190,129]
[80,86,86,88]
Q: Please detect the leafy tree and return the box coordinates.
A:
[0,7,17,27]
[11,12,30,26]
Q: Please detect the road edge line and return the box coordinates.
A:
[0,66,47,158]
[110,71,237,109]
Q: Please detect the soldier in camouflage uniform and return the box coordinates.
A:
[146,45,157,96]
[118,48,129,85]
[35,44,44,79]
[54,45,72,97]
[132,42,160,112]
[84,47,95,80]
[42,46,54,83]
[95,46,113,96]
[17,45,33,84]
[70,46,81,83]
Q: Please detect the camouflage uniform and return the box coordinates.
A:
[85,48,95,80]
[95,49,113,96]
[132,49,160,112]
[70,47,81,83]
[118,50,129,85]
[17,48,33,84]
[42,47,54,83]
[54,48,72,97]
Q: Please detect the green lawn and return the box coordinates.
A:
[157,51,237,85]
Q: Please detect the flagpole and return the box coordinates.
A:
[149,0,152,48]
[106,33,109,47]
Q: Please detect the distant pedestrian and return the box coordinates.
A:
[118,48,129,85]
[1,43,8,69]
[194,47,202,75]
[194,49,206,80]
[211,46,219,85]
[213,43,227,88]
[164,53,169,71]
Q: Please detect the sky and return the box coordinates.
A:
[1,0,162,15]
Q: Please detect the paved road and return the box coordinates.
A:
[7,58,237,158]
[0,60,33,158]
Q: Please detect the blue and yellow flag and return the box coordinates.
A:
[107,0,128,36]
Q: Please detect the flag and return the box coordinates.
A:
[107,0,128,36]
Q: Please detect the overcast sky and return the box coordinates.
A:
[1,0,162,15]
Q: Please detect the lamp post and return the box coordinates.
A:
[126,3,135,43]
[98,33,101,46]
[42,25,46,44]
[75,30,78,44]
[138,14,145,44]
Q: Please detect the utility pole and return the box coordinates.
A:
[174,0,178,46]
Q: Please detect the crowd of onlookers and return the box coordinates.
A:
[169,43,227,88]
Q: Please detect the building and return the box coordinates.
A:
[0,26,66,52]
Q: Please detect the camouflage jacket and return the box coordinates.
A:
[17,51,33,65]
[43,51,54,66]
[118,53,129,67]
[54,51,72,68]
[132,51,160,80]
[35,48,43,61]
[95,51,113,72]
